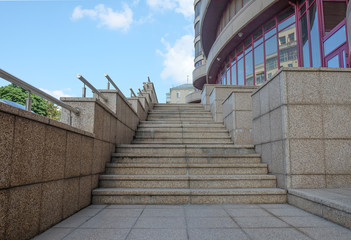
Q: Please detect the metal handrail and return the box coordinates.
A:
[104,74,119,91]
[0,69,80,115]
[76,74,108,102]
[130,88,136,97]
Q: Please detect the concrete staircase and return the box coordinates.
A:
[92,103,287,204]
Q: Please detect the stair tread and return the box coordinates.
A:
[93,188,287,195]
[99,175,277,180]
[106,163,267,168]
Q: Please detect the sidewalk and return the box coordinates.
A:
[33,204,351,240]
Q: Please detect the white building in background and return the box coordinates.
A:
[166,84,195,104]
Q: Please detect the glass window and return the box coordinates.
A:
[254,44,265,85]
[323,1,347,34]
[300,13,310,67]
[237,57,244,85]
[265,27,277,39]
[324,25,346,56]
[177,92,180,98]
[195,41,202,58]
[342,50,346,68]
[278,7,295,23]
[309,2,321,67]
[231,62,237,85]
[264,19,276,31]
[235,0,243,13]
[327,55,339,68]
[226,68,231,85]
[278,15,295,31]
[254,37,263,47]
[265,36,278,79]
[279,24,298,68]
[195,1,201,18]
[230,0,235,19]
[195,22,200,37]
[245,51,253,85]
[253,28,263,40]
[243,0,250,6]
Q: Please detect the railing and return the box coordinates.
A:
[0,69,80,118]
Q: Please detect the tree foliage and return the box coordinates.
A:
[0,84,61,119]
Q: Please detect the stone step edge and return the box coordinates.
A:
[136,130,229,133]
[99,175,277,180]
[116,144,254,148]
[288,189,351,214]
[111,153,261,157]
[105,163,267,168]
[93,188,287,196]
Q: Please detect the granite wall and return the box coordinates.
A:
[222,87,256,145]
[252,68,351,189]
[0,81,157,240]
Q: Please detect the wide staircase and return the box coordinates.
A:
[92,103,287,204]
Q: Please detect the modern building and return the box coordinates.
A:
[166,83,195,103]
[193,0,349,89]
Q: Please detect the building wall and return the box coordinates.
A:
[167,88,195,104]
[252,68,351,189]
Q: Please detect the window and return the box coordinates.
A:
[195,22,201,37]
[279,36,286,45]
[195,1,201,18]
[176,92,180,98]
[195,41,202,58]
[323,1,346,34]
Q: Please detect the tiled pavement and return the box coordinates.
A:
[33,204,351,240]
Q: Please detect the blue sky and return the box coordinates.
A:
[0,0,194,103]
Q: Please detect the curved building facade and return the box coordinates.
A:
[193,0,349,89]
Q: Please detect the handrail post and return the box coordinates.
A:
[77,74,108,102]
[25,90,32,112]
[104,74,119,90]
[130,88,136,97]
[82,84,86,98]
[138,88,143,96]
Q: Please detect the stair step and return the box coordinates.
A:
[116,144,255,155]
[99,174,277,189]
[112,155,262,164]
[92,188,287,204]
[132,139,233,144]
[105,163,268,175]
[135,132,230,139]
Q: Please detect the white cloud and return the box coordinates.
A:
[146,0,194,18]
[40,88,73,99]
[157,34,194,84]
[71,4,133,31]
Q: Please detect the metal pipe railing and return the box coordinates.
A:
[130,88,136,97]
[138,88,143,96]
[0,69,80,115]
[104,74,119,91]
[76,74,108,102]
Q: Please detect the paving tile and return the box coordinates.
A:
[64,228,130,240]
[74,208,102,217]
[244,228,312,240]
[281,216,340,228]
[145,205,184,209]
[223,204,261,209]
[127,229,187,240]
[266,208,314,217]
[134,217,186,229]
[188,228,250,240]
[54,215,91,228]
[141,208,184,217]
[187,217,239,228]
[259,204,297,209]
[32,227,74,240]
[97,208,143,217]
[107,205,146,209]
[227,208,271,217]
[86,204,107,209]
[186,208,228,217]
[299,227,351,240]
[81,216,137,229]
[234,216,289,228]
